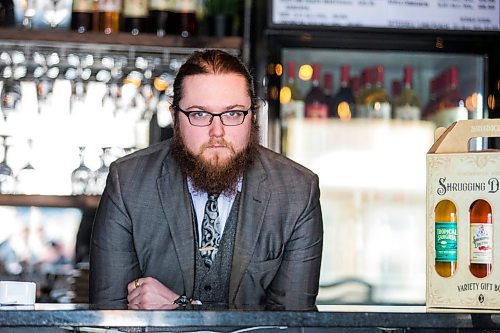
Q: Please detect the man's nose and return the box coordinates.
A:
[209,115,225,137]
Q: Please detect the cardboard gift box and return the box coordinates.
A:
[427,119,500,310]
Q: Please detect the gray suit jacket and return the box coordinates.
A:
[89,139,323,309]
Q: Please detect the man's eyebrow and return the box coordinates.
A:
[184,105,207,110]
[184,104,248,111]
[225,104,248,110]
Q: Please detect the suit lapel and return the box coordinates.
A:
[157,155,195,297]
[229,155,271,302]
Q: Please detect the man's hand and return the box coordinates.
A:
[127,277,180,307]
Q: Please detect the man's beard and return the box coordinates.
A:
[171,122,260,196]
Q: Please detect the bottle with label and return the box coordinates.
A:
[422,77,438,120]
[99,0,121,34]
[123,0,148,35]
[304,63,328,119]
[469,199,493,278]
[391,80,401,101]
[280,61,304,120]
[323,71,335,118]
[356,67,373,119]
[349,75,361,117]
[148,0,174,36]
[332,64,356,121]
[170,0,197,37]
[488,78,500,118]
[435,199,458,278]
[394,66,421,120]
[432,66,468,128]
[71,0,94,32]
[280,60,304,155]
[364,65,391,119]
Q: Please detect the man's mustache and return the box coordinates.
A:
[200,139,235,154]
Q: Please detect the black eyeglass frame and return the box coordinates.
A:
[176,107,253,127]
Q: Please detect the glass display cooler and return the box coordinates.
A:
[251,0,500,305]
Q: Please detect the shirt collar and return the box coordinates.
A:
[187,176,243,200]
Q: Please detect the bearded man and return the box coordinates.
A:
[89,49,323,310]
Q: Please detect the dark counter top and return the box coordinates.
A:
[1,304,500,332]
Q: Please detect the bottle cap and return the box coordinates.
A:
[374,65,384,85]
[403,66,413,85]
[340,64,350,84]
[312,63,321,82]
[286,61,296,79]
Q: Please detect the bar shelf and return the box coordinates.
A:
[0,194,100,209]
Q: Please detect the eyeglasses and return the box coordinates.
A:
[177,107,252,127]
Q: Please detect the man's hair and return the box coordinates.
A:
[172,49,258,112]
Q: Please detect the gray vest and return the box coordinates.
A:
[192,193,240,304]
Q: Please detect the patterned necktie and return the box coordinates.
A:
[200,193,221,268]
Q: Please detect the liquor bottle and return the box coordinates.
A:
[394,66,421,120]
[71,0,94,32]
[364,65,391,119]
[433,66,468,128]
[0,0,15,27]
[99,0,121,34]
[469,199,493,278]
[170,0,197,37]
[488,78,500,118]
[322,72,335,118]
[148,0,174,36]
[356,68,373,119]
[350,75,361,117]
[487,78,500,148]
[304,63,328,119]
[391,80,401,100]
[332,64,356,121]
[280,61,304,155]
[435,199,457,278]
[123,0,148,35]
[280,61,304,120]
[422,77,438,120]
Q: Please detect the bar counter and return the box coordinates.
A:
[2,304,500,332]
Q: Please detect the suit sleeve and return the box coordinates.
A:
[267,174,323,310]
[89,163,141,306]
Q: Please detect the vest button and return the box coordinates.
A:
[204,285,212,291]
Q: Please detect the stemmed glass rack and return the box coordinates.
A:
[0,30,242,199]
[0,41,192,196]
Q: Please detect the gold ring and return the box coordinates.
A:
[134,279,140,289]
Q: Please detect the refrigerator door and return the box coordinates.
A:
[273,48,485,305]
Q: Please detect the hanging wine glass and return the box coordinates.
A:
[154,73,174,129]
[138,56,161,118]
[34,53,59,113]
[0,135,15,194]
[92,147,109,194]
[67,54,92,115]
[43,0,69,28]
[71,146,92,195]
[1,79,22,121]
[12,51,27,81]
[15,138,38,194]
[33,52,50,115]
